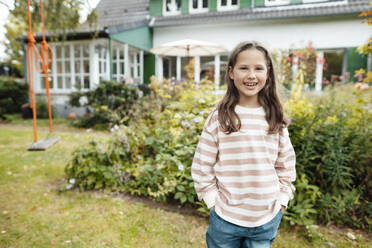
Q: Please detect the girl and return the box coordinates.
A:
[191,41,296,248]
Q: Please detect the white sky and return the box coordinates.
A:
[0,0,101,61]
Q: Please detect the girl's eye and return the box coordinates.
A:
[256,68,264,70]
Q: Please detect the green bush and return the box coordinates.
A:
[65,76,372,230]
[68,81,141,130]
[0,76,28,119]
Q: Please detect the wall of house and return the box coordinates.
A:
[153,17,370,51]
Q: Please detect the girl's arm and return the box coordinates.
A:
[191,120,219,210]
[275,128,296,209]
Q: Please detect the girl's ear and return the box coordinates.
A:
[228,66,234,80]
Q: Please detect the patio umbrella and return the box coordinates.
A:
[150,39,227,57]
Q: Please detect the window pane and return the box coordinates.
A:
[83,46,89,58]
[75,61,81,73]
[83,61,89,73]
[56,46,61,58]
[65,61,70,73]
[121,62,124,75]
[221,0,227,6]
[193,0,198,8]
[57,76,63,89]
[65,45,70,58]
[41,76,46,89]
[84,76,90,89]
[74,45,80,58]
[232,0,237,5]
[203,0,208,8]
[57,61,62,73]
[113,63,117,74]
[75,76,81,89]
[65,77,71,89]
[49,78,54,89]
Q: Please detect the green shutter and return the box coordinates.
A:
[150,0,162,16]
[347,47,368,79]
[144,54,156,84]
[209,0,217,11]
[254,0,265,7]
[240,0,251,8]
[182,0,189,14]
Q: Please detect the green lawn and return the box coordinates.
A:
[0,123,370,247]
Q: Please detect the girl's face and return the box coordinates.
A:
[229,49,268,107]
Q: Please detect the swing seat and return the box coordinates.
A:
[28,136,60,151]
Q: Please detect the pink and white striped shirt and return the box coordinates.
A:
[191,105,296,227]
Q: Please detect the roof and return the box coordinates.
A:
[92,0,150,29]
[152,0,371,27]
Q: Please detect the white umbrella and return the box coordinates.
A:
[150,39,227,57]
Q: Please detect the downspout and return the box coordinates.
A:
[251,0,254,9]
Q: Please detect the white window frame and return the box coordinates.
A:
[264,0,290,6]
[189,0,209,14]
[163,0,181,16]
[217,0,239,11]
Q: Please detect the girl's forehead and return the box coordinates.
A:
[235,49,267,65]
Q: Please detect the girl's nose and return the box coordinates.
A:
[247,70,256,79]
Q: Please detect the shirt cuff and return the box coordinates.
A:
[279,191,290,208]
[203,189,218,209]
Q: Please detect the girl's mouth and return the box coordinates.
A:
[243,82,258,88]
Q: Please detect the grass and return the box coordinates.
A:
[0,122,371,248]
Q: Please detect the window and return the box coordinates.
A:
[74,44,90,90]
[113,45,125,82]
[95,43,109,83]
[163,0,181,16]
[264,0,290,6]
[190,0,208,14]
[217,0,239,11]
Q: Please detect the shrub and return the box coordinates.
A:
[0,76,28,119]
[65,75,372,230]
[68,81,141,130]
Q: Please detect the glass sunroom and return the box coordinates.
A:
[24,25,154,117]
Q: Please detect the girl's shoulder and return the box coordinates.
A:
[204,107,219,130]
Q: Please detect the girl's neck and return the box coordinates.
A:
[238,97,261,108]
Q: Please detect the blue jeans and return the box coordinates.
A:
[206,209,283,248]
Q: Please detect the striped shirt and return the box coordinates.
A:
[191,105,296,227]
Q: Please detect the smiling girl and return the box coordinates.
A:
[191,41,296,248]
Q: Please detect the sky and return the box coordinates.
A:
[0,0,101,61]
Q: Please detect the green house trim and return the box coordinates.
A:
[109,26,153,51]
[150,0,162,16]
[240,0,251,8]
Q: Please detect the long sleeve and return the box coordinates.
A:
[191,114,219,209]
[275,127,296,208]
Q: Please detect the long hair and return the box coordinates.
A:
[218,41,288,134]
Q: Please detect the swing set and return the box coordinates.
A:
[27,0,60,151]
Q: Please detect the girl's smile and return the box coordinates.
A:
[229,49,268,107]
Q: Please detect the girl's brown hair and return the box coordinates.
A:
[218,41,288,134]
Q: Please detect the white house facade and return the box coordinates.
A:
[23,0,371,117]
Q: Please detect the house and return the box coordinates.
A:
[24,0,371,116]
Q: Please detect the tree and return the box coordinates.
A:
[2,0,85,77]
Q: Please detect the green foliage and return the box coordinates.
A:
[35,97,56,119]
[65,74,372,230]
[65,78,218,207]
[69,81,140,130]
[0,76,28,119]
